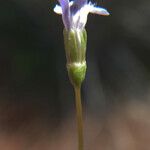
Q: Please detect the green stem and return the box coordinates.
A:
[74,86,83,150]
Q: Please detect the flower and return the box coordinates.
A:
[53,0,109,87]
[54,0,109,30]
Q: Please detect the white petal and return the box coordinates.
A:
[78,5,90,28]
[53,5,62,14]
[72,5,90,29]
[89,5,110,16]
[69,1,74,6]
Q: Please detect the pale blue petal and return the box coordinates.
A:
[58,0,69,10]
[90,6,110,16]
[70,0,87,15]
[58,0,71,29]
[74,0,87,7]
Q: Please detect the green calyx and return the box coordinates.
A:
[63,28,87,64]
[63,28,87,87]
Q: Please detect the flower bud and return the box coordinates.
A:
[63,28,87,87]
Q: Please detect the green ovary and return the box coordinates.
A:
[67,62,87,87]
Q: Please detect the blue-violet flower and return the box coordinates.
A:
[54,0,109,30]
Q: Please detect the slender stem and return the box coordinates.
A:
[74,86,83,150]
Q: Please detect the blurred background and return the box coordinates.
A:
[0,0,150,149]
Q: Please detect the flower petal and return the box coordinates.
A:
[58,0,69,10]
[74,0,87,7]
[71,4,91,29]
[54,5,62,14]
[71,0,87,14]
[89,6,110,16]
[58,0,70,29]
